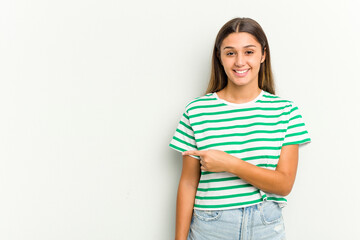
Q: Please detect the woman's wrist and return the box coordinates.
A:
[224,153,241,174]
[175,235,187,240]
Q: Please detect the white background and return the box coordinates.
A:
[1,0,359,239]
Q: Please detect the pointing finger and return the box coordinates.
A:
[182,150,204,156]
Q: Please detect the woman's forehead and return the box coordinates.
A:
[221,32,260,48]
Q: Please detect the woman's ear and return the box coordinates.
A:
[261,47,266,63]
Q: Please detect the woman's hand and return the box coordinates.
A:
[182,149,232,172]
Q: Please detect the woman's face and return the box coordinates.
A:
[220,32,265,90]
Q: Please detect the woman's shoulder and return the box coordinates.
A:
[184,93,217,111]
[260,91,295,105]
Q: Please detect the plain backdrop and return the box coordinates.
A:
[1,0,359,239]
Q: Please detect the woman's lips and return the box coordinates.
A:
[233,68,250,77]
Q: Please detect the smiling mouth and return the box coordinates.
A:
[234,69,250,74]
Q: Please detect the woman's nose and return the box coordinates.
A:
[235,54,245,67]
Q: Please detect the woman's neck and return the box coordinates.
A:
[217,85,262,104]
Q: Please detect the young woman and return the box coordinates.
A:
[169,17,310,240]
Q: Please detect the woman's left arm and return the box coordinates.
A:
[182,144,299,196]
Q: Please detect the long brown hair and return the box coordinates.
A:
[206,18,275,94]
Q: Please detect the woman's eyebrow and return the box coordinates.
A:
[223,46,235,50]
[223,45,257,50]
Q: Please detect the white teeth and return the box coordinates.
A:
[235,69,249,74]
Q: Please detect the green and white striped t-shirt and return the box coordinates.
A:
[169,90,311,210]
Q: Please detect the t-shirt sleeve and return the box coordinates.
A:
[282,103,311,147]
[169,110,200,160]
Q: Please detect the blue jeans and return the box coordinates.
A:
[188,200,286,240]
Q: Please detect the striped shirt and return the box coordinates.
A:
[169,90,311,210]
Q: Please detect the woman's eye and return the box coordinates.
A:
[226,52,235,56]
[245,51,254,55]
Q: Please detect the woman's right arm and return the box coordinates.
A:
[175,155,201,240]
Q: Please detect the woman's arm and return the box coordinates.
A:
[175,155,201,240]
[182,144,299,196]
